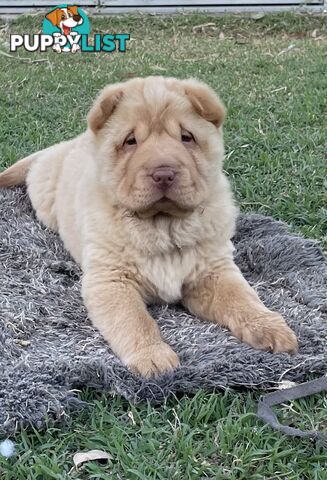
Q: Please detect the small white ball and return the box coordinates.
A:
[0,439,16,458]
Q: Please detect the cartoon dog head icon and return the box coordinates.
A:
[45,5,83,36]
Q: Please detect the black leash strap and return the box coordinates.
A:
[257,376,327,443]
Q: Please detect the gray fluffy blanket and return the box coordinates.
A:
[0,187,326,435]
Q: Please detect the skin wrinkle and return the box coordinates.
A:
[0,76,298,378]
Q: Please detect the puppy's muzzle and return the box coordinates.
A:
[151,166,176,191]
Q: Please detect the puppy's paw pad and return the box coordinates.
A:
[126,342,180,378]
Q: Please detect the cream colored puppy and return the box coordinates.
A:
[0,77,298,377]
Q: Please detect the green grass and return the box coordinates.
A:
[0,12,326,479]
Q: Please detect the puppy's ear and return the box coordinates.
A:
[183,79,226,128]
[68,6,79,15]
[87,85,123,133]
[45,8,59,26]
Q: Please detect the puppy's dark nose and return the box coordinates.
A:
[151,167,176,189]
[73,14,81,21]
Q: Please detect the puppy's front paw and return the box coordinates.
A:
[53,44,62,53]
[71,44,80,53]
[126,342,180,378]
[233,311,298,354]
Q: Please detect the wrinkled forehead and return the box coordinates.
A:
[119,80,193,131]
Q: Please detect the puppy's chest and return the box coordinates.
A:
[140,249,198,304]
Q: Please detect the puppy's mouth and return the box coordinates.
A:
[136,196,193,219]
[63,25,71,35]
[155,196,172,205]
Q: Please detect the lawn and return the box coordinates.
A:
[0,11,326,480]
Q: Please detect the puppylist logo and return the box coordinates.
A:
[10,4,130,54]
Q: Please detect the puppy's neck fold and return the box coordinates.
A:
[112,202,211,256]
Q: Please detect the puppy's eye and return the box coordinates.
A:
[181,131,195,144]
[123,133,137,148]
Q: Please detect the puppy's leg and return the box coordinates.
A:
[183,261,298,353]
[82,268,179,377]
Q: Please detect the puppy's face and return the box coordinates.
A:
[88,77,226,217]
[46,6,83,32]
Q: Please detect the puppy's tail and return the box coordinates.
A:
[0,152,38,188]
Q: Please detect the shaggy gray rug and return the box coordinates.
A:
[0,187,326,435]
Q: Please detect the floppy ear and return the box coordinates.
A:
[183,79,226,128]
[45,8,59,26]
[68,5,79,15]
[87,85,124,133]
